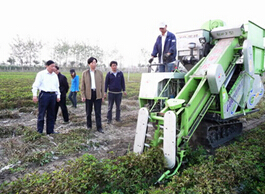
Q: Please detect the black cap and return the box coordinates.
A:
[70,69,75,73]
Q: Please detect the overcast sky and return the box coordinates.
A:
[0,0,264,66]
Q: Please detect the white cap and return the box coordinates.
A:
[159,21,167,28]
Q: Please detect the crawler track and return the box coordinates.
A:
[190,120,243,148]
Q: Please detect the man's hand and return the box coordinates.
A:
[33,96,38,103]
[82,97,86,102]
[104,93,107,98]
[163,53,171,63]
[148,58,154,64]
[124,91,127,96]
[57,98,60,102]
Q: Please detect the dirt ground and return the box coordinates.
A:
[0,98,263,185]
[0,99,139,184]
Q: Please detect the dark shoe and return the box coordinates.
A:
[97,128,104,133]
[107,120,111,124]
[87,127,91,130]
[116,119,121,122]
[63,120,69,124]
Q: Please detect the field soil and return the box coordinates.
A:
[0,98,263,185]
[0,99,139,184]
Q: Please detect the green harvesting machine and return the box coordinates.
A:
[133,20,265,181]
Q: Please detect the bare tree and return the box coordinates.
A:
[10,36,25,65]
[70,42,85,66]
[91,45,104,64]
[53,40,71,66]
[25,39,43,66]
[108,48,124,68]
[10,36,43,66]
[7,57,15,65]
[139,48,149,66]
[53,40,104,67]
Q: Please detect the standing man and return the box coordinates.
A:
[32,60,60,134]
[104,61,127,124]
[149,22,177,72]
[81,57,105,133]
[54,65,69,123]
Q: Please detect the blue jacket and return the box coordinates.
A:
[70,75,79,92]
[105,71,125,93]
[151,31,177,63]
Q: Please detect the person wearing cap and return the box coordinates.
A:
[104,61,127,124]
[81,57,105,133]
[149,22,177,72]
[32,60,60,134]
[68,69,79,108]
[54,65,69,123]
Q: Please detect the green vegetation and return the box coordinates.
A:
[0,147,165,194]
[0,71,141,109]
[148,127,265,193]
[1,126,264,193]
[0,72,36,109]
[0,126,94,167]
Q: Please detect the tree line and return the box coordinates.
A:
[4,35,150,68]
[5,36,108,67]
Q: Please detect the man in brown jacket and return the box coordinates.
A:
[81,57,105,133]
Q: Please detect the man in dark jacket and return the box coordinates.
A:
[54,65,69,123]
[149,22,177,72]
[104,61,126,124]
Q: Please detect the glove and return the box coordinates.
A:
[148,58,154,64]
[163,54,168,63]
[163,53,170,63]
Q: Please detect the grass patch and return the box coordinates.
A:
[0,127,95,167]
[243,97,265,120]
[148,127,265,193]
[0,147,165,194]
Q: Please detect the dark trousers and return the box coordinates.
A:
[55,96,69,122]
[107,93,122,121]
[85,90,102,129]
[37,92,56,134]
[68,91,77,107]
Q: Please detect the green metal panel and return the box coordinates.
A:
[184,57,205,83]
[216,38,239,71]
[180,78,211,134]
[194,38,239,77]
[247,21,264,48]
[172,78,201,104]
[219,86,228,118]
[254,47,264,74]
[247,21,265,74]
